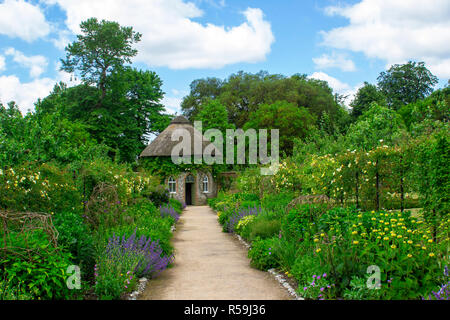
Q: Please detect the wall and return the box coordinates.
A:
[166,170,217,206]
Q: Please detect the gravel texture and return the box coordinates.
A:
[139,206,292,300]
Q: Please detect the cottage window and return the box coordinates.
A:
[168,177,176,193]
[202,175,209,193]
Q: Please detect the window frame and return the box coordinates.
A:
[202,175,209,193]
[168,177,177,194]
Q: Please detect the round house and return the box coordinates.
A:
[139,115,218,205]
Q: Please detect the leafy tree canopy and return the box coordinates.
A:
[181,71,343,130]
[347,103,405,150]
[243,101,316,156]
[193,99,235,134]
[350,82,387,119]
[60,17,142,103]
[377,61,438,110]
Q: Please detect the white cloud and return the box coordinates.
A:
[313,52,356,72]
[321,0,450,78]
[0,75,55,113]
[309,71,350,92]
[45,0,274,69]
[0,0,51,42]
[51,29,73,50]
[4,48,48,78]
[0,56,5,72]
[308,71,362,106]
[0,62,80,113]
[162,96,183,115]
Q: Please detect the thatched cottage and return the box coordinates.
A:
[140,115,218,206]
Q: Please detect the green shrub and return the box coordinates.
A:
[145,184,170,207]
[1,230,74,299]
[261,192,295,214]
[272,236,299,272]
[342,276,383,300]
[248,237,279,271]
[0,279,33,300]
[96,200,173,256]
[169,198,183,213]
[235,215,256,240]
[0,163,81,213]
[53,211,95,278]
[249,218,281,241]
[281,204,328,243]
[291,252,330,289]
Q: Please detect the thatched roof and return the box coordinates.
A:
[140,115,218,157]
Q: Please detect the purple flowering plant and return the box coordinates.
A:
[424,266,449,300]
[94,229,174,299]
[301,273,336,300]
[160,204,180,223]
[225,205,261,233]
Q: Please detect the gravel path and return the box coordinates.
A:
[139,205,291,300]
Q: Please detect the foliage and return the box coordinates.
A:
[224,205,261,233]
[97,199,175,256]
[342,276,383,300]
[243,101,316,155]
[398,87,449,131]
[234,215,256,239]
[181,71,343,130]
[0,163,81,213]
[247,237,279,271]
[61,17,142,101]
[423,266,449,300]
[53,211,96,278]
[347,103,404,150]
[194,99,235,135]
[377,61,439,110]
[247,218,281,241]
[0,101,106,168]
[414,128,449,228]
[94,229,173,299]
[1,230,74,300]
[350,82,387,119]
[0,279,33,300]
[145,184,170,207]
[159,204,180,223]
[300,273,336,300]
[301,206,447,299]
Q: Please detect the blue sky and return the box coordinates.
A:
[0,0,449,114]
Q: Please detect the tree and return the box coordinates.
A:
[60,18,142,105]
[181,77,223,119]
[243,101,316,155]
[37,67,170,163]
[194,99,234,134]
[105,67,170,161]
[377,61,438,110]
[398,87,450,131]
[181,70,340,129]
[347,103,405,150]
[350,82,387,119]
